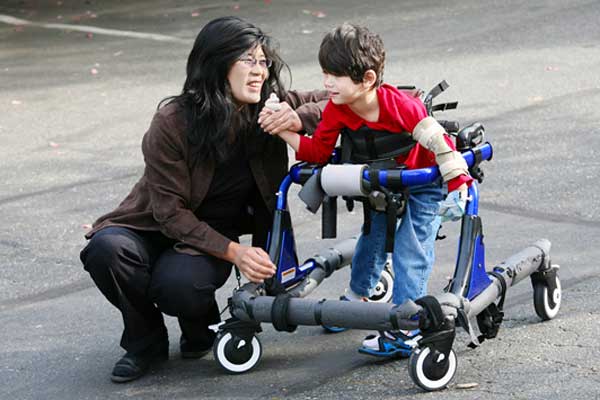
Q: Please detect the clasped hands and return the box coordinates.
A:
[258,100,302,136]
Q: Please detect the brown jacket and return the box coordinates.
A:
[86,90,327,256]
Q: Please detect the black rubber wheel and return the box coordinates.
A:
[408,346,457,391]
[213,332,262,374]
[533,275,561,321]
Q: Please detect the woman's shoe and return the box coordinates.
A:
[110,339,169,383]
[180,336,212,359]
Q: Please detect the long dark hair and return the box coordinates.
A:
[161,17,290,164]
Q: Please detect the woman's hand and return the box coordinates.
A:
[229,243,277,283]
[258,101,303,135]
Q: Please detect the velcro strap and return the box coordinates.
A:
[438,152,469,182]
[412,117,445,148]
[415,295,445,332]
[385,199,397,253]
[271,293,297,332]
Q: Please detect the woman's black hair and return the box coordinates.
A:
[160,16,290,164]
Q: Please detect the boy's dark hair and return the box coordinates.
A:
[318,23,385,88]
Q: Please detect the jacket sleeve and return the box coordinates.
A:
[141,112,232,255]
[284,90,329,134]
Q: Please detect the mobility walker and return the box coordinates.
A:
[210,83,562,391]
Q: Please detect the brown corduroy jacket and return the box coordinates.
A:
[85,90,328,255]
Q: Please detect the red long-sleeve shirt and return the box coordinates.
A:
[296,84,471,192]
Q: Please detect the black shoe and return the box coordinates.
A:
[180,336,212,359]
[110,340,169,383]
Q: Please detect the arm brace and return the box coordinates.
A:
[412,116,469,182]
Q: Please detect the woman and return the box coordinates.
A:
[80,16,326,383]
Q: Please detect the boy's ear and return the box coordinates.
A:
[362,70,378,89]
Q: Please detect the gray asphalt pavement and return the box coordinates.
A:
[1,1,599,399]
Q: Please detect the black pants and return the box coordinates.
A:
[80,226,232,354]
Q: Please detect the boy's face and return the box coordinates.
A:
[323,73,365,105]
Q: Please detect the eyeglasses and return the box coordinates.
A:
[238,57,272,69]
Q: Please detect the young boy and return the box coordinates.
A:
[261,23,472,357]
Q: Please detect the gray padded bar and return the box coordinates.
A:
[468,239,551,318]
[231,289,422,331]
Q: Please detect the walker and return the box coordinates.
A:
[210,83,561,391]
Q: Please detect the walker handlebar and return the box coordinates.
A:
[290,142,492,191]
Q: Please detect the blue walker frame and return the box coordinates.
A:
[267,144,495,303]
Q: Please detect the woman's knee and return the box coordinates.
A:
[80,227,148,276]
[150,253,230,318]
[153,278,218,318]
[81,229,119,273]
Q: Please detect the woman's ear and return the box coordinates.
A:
[362,70,378,89]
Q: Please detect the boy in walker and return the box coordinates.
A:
[261,23,472,357]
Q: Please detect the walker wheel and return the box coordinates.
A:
[533,272,561,321]
[408,346,457,391]
[369,263,394,303]
[213,331,262,374]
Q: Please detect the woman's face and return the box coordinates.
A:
[227,45,270,105]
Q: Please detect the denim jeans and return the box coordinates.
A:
[350,180,445,305]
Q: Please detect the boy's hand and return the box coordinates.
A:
[258,101,303,135]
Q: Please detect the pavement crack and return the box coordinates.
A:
[0,173,137,206]
[0,278,93,313]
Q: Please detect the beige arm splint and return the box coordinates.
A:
[412,116,469,182]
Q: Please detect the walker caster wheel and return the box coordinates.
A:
[533,267,561,321]
[213,331,262,374]
[408,346,457,391]
[369,263,394,303]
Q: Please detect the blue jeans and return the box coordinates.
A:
[350,180,445,305]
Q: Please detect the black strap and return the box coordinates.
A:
[341,126,416,163]
[385,197,397,253]
[427,80,449,101]
[340,133,352,163]
[488,271,507,311]
[466,272,507,348]
[271,293,297,332]
[361,199,371,235]
[343,196,355,212]
[314,298,326,326]
[389,305,400,330]
[364,129,378,160]
[431,101,458,112]
[368,169,381,191]
[415,295,445,333]
[264,276,287,296]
